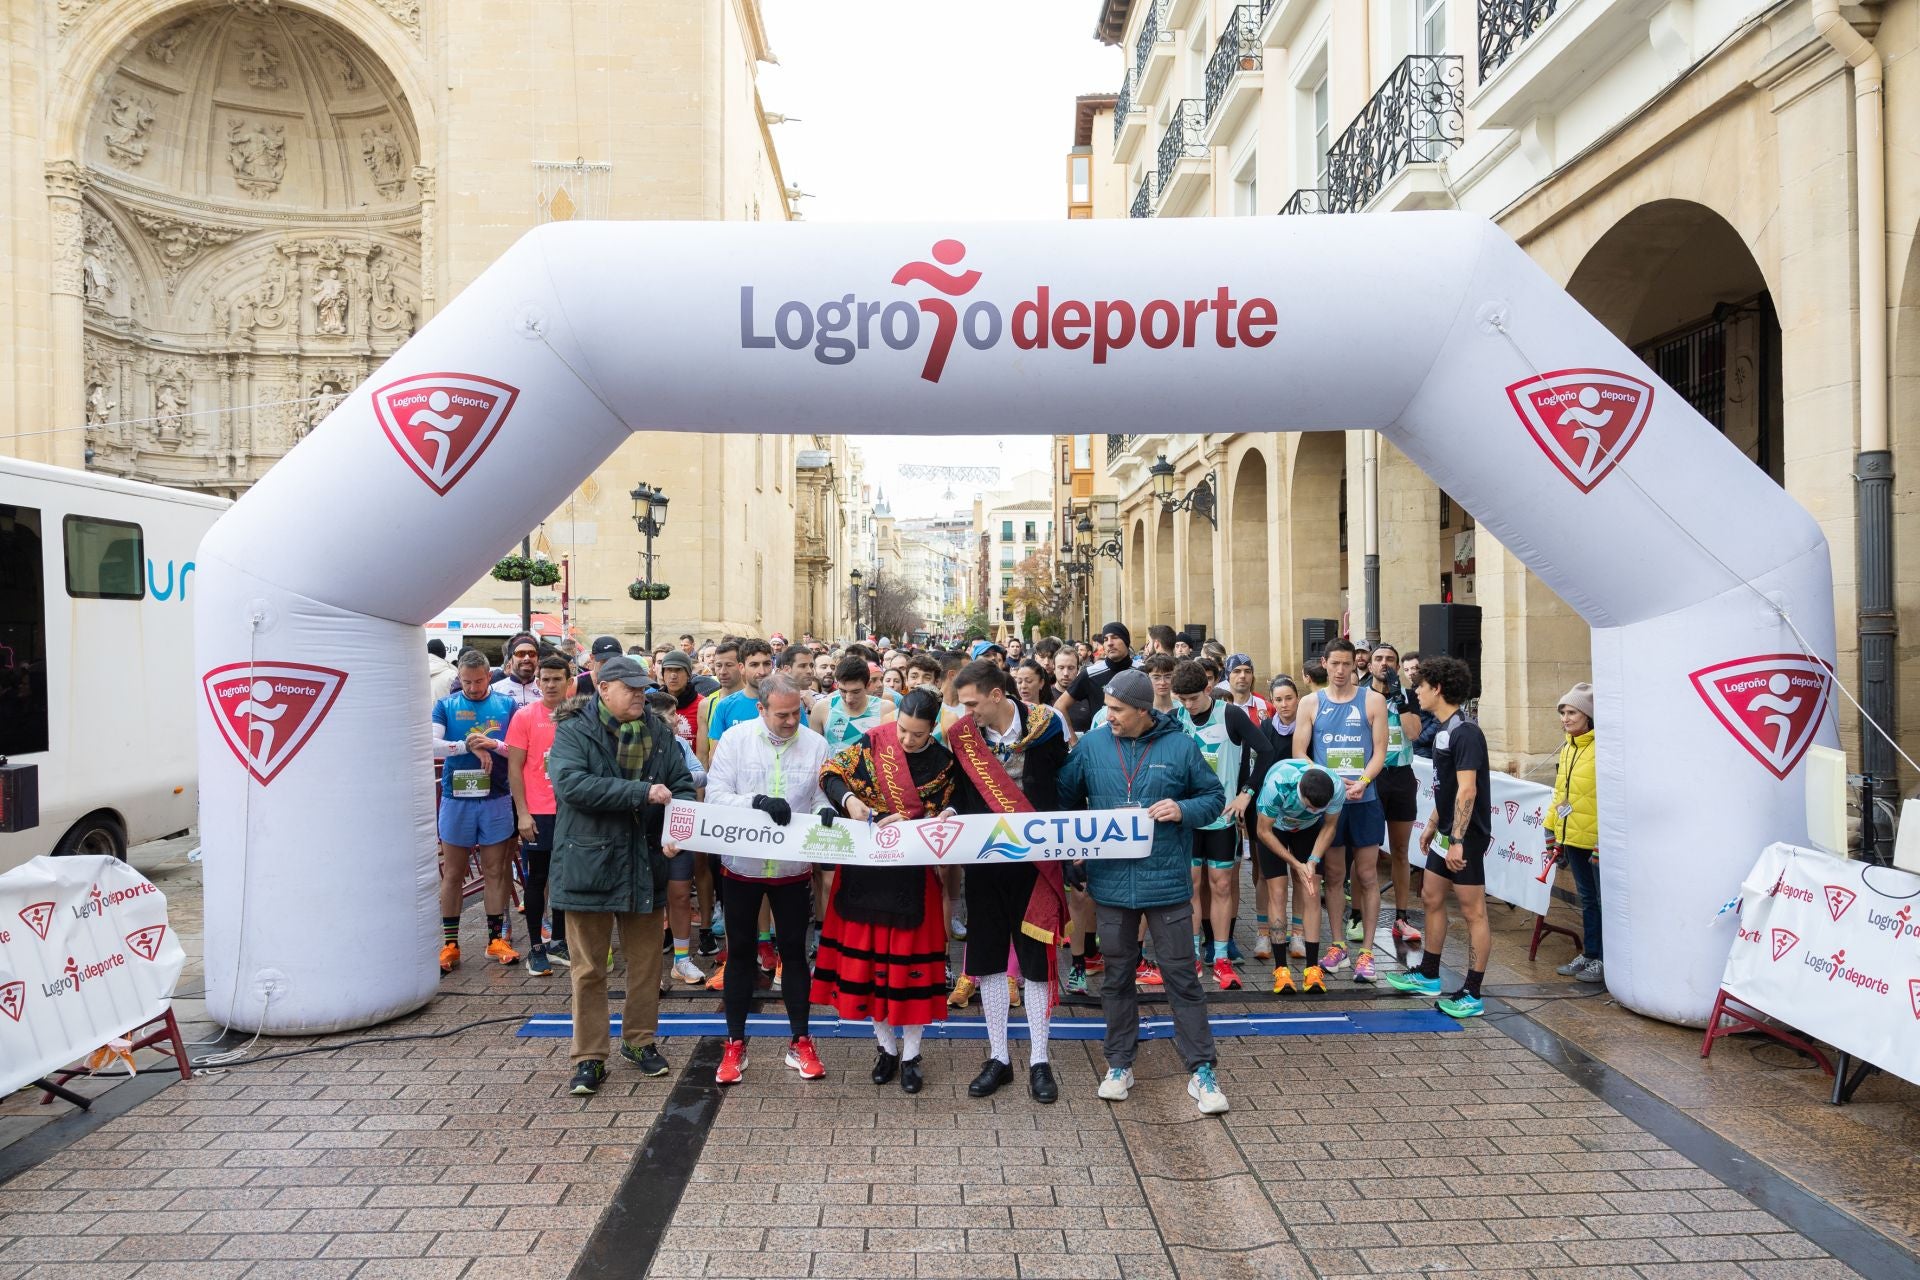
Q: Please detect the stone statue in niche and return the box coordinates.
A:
[103,92,156,166]
[312,267,350,335]
[152,363,189,441]
[299,381,346,439]
[226,118,286,196]
[316,38,363,90]
[236,34,286,89]
[86,381,117,427]
[81,239,115,309]
[145,20,193,65]
[360,124,407,198]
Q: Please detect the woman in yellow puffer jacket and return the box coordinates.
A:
[1550,683,1602,983]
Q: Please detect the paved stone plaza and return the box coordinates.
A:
[1,841,1911,1279]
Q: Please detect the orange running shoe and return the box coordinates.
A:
[485,937,520,965]
[1301,965,1327,994]
[1136,960,1164,988]
[705,959,728,990]
[716,1039,748,1085]
[438,942,460,974]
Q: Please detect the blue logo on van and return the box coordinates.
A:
[147,559,195,602]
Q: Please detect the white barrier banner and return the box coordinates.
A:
[1412,757,1555,916]
[0,855,186,1095]
[1721,843,1920,1084]
[664,801,1153,867]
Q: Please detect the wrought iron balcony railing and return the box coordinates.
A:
[1134,0,1172,86]
[1204,4,1265,124]
[1107,435,1137,470]
[1279,187,1329,215]
[1114,70,1138,145]
[1478,0,1559,79]
[1156,99,1208,195]
[1322,55,1464,212]
[1130,171,1156,219]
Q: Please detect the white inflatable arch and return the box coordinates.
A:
[194,214,1836,1033]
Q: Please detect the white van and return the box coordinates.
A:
[424,607,563,667]
[0,458,228,873]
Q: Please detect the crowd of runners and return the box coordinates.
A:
[427,620,1603,1112]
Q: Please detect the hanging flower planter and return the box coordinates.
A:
[627,580,671,602]
[527,557,561,587]
[491,554,533,582]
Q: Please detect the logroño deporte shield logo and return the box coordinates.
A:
[1506,368,1653,493]
[1689,654,1832,781]
[371,372,520,495]
[202,663,349,786]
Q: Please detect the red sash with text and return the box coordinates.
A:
[865,721,928,821]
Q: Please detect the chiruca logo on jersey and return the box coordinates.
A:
[740,239,1280,384]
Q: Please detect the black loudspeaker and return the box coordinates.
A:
[1183,624,1207,645]
[1418,603,1482,700]
[1301,618,1338,663]
[0,761,39,833]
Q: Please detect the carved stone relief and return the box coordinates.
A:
[311,266,350,334]
[103,92,157,166]
[374,0,424,44]
[54,0,98,36]
[297,367,357,440]
[146,20,195,65]
[150,359,191,443]
[236,34,286,89]
[369,255,416,333]
[130,210,246,292]
[226,118,287,196]
[316,37,363,91]
[360,124,407,197]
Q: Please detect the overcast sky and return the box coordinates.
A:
[759,0,1118,514]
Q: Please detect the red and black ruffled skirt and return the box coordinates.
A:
[810,870,949,1028]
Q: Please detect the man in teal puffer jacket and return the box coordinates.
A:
[1058,668,1229,1115]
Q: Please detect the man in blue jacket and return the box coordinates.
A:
[1057,668,1230,1116]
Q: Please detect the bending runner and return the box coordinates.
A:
[1252,758,1344,994]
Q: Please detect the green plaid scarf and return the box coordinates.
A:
[597,698,654,779]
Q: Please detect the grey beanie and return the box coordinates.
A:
[1557,682,1595,723]
[1106,668,1155,710]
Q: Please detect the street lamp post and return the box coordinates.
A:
[630,483,669,652]
[850,568,863,640]
[1148,455,1218,528]
[866,574,879,643]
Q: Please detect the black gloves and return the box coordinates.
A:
[1063,862,1088,891]
[816,806,838,828]
[752,795,792,826]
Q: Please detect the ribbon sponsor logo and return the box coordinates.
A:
[126,924,168,962]
[741,239,1281,385]
[202,662,348,785]
[801,823,854,856]
[917,818,964,860]
[371,372,520,496]
[1690,655,1832,780]
[1802,946,1891,995]
[1506,369,1653,492]
[667,806,695,844]
[977,817,1032,861]
[18,901,54,941]
[873,823,902,851]
[1824,885,1858,922]
[1770,928,1799,962]
[0,980,22,1023]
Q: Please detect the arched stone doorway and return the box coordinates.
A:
[1182,504,1214,642]
[1228,447,1269,658]
[1286,432,1344,670]
[1153,505,1175,625]
[1128,516,1148,631]
[1565,199,1782,486]
[70,4,423,496]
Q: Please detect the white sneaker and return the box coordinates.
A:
[1576,957,1605,984]
[1097,1067,1134,1101]
[949,914,968,940]
[1555,956,1584,977]
[672,957,705,985]
[1188,1065,1229,1116]
[1252,935,1273,961]
[1287,932,1306,960]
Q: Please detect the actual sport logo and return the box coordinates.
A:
[371,372,520,496]
[202,663,349,786]
[1824,886,1857,922]
[126,925,168,962]
[0,980,22,1023]
[1690,655,1833,780]
[18,901,54,941]
[917,818,964,860]
[1770,928,1799,962]
[1506,368,1653,493]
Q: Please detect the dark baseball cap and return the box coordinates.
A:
[593,655,650,687]
[590,635,622,659]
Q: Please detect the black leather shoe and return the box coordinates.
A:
[900,1056,924,1094]
[1028,1062,1058,1104]
[967,1057,1013,1098]
[872,1049,899,1086]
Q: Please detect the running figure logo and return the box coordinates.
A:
[891,239,982,384]
[1506,369,1654,492]
[1908,978,1920,1020]
[18,901,54,940]
[0,980,22,1023]
[126,924,168,961]
[1689,654,1833,780]
[202,662,349,785]
[1823,885,1857,922]
[1770,928,1799,962]
[916,817,964,860]
[371,372,520,495]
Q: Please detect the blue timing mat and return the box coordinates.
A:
[517,1009,1463,1039]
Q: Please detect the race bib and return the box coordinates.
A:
[450,768,490,797]
[1324,746,1365,776]
[1555,803,1572,821]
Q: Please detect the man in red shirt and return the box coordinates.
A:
[507,654,574,975]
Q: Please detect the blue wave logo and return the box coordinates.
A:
[976,817,1030,860]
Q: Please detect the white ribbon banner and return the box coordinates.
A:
[664,800,1153,867]
[1411,757,1555,916]
[0,855,186,1095]
[1720,842,1920,1084]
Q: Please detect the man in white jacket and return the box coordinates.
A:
[697,675,831,1086]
